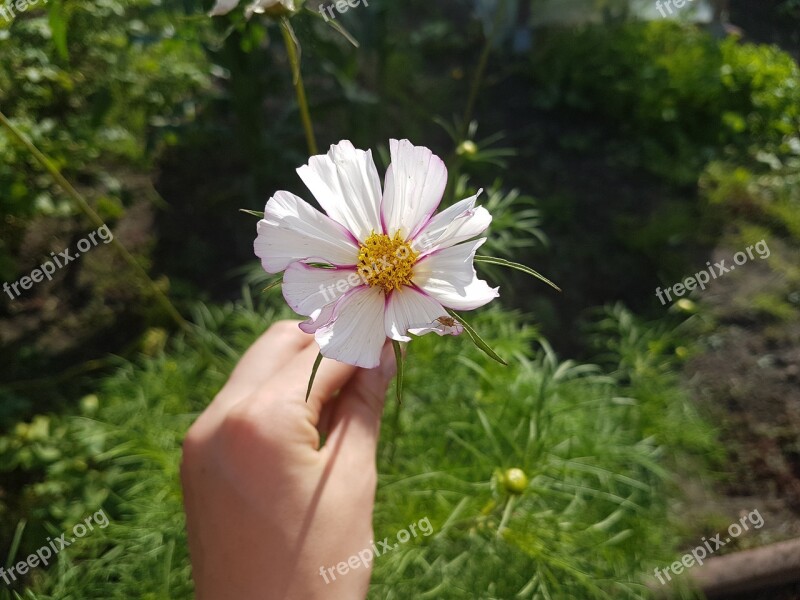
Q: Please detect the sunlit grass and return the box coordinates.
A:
[1,291,714,599]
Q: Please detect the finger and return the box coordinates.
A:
[268,340,360,426]
[213,320,314,410]
[322,342,394,464]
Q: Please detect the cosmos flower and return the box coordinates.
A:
[209,0,297,18]
[255,139,499,368]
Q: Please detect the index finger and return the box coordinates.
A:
[210,320,314,414]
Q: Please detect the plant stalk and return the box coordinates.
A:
[0,110,190,333]
[280,17,318,156]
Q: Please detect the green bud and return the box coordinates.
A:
[676,298,696,313]
[503,467,528,495]
[456,140,478,156]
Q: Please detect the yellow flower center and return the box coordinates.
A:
[357,232,418,293]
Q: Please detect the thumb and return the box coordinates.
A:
[324,342,396,463]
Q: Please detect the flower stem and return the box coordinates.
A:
[497,495,516,537]
[461,0,507,140]
[280,17,318,156]
[0,110,190,334]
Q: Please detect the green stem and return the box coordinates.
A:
[0,110,190,334]
[460,1,506,140]
[280,17,318,156]
[497,495,516,537]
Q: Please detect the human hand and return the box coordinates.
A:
[181,321,396,600]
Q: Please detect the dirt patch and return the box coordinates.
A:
[680,238,800,597]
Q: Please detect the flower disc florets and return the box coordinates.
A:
[357,232,418,293]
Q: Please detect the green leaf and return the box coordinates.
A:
[474,255,561,292]
[446,309,507,366]
[305,352,324,403]
[307,262,336,269]
[305,5,360,47]
[239,209,264,218]
[262,278,282,293]
[48,0,69,61]
[392,340,404,404]
[280,17,302,85]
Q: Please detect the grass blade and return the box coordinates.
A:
[240,209,264,218]
[474,255,561,292]
[446,309,507,366]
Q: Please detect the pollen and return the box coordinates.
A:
[357,232,418,293]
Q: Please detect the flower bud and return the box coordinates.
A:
[456,140,478,157]
[503,467,528,495]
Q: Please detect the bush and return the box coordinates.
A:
[529,21,800,183]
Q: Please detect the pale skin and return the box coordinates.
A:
[181,321,396,600]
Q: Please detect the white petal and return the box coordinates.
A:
[408,318,464,337]
[413,238,499,310]
[315,286,387,368]
[297,140,382,243]
[209,0,239,15]
[381,139,448,240]
[254,191,359,273]
[299,302,336,335]
[384,286,457,342]
[245,0,293,16]
[282,263,362,317]
[411,190,491,256]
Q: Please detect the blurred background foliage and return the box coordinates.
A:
[1,0,799,598]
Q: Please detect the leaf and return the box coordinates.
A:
[240,209,264,218]
[262,278,282,293]
[392,340,404,404]
[446,309,507,366]
[474,255,561,292]
[48,0,69,61]
[305,5,360,47]
[305,352,324,402]
[280,17,302,85]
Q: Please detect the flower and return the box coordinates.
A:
[255,139,499,368]
[209,0,298,18]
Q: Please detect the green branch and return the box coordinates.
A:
[0,110,190,333]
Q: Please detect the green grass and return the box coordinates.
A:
[0,291,715,600]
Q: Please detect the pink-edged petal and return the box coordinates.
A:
[255,191,359,273]
[411,190,491,256]
[296,140,382,243]
[282,262,362,318]
[384,286,459,342]
[315,286,387,368]
[381,139,448,240]
[413,238,499,311]
[299,302,336,335]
